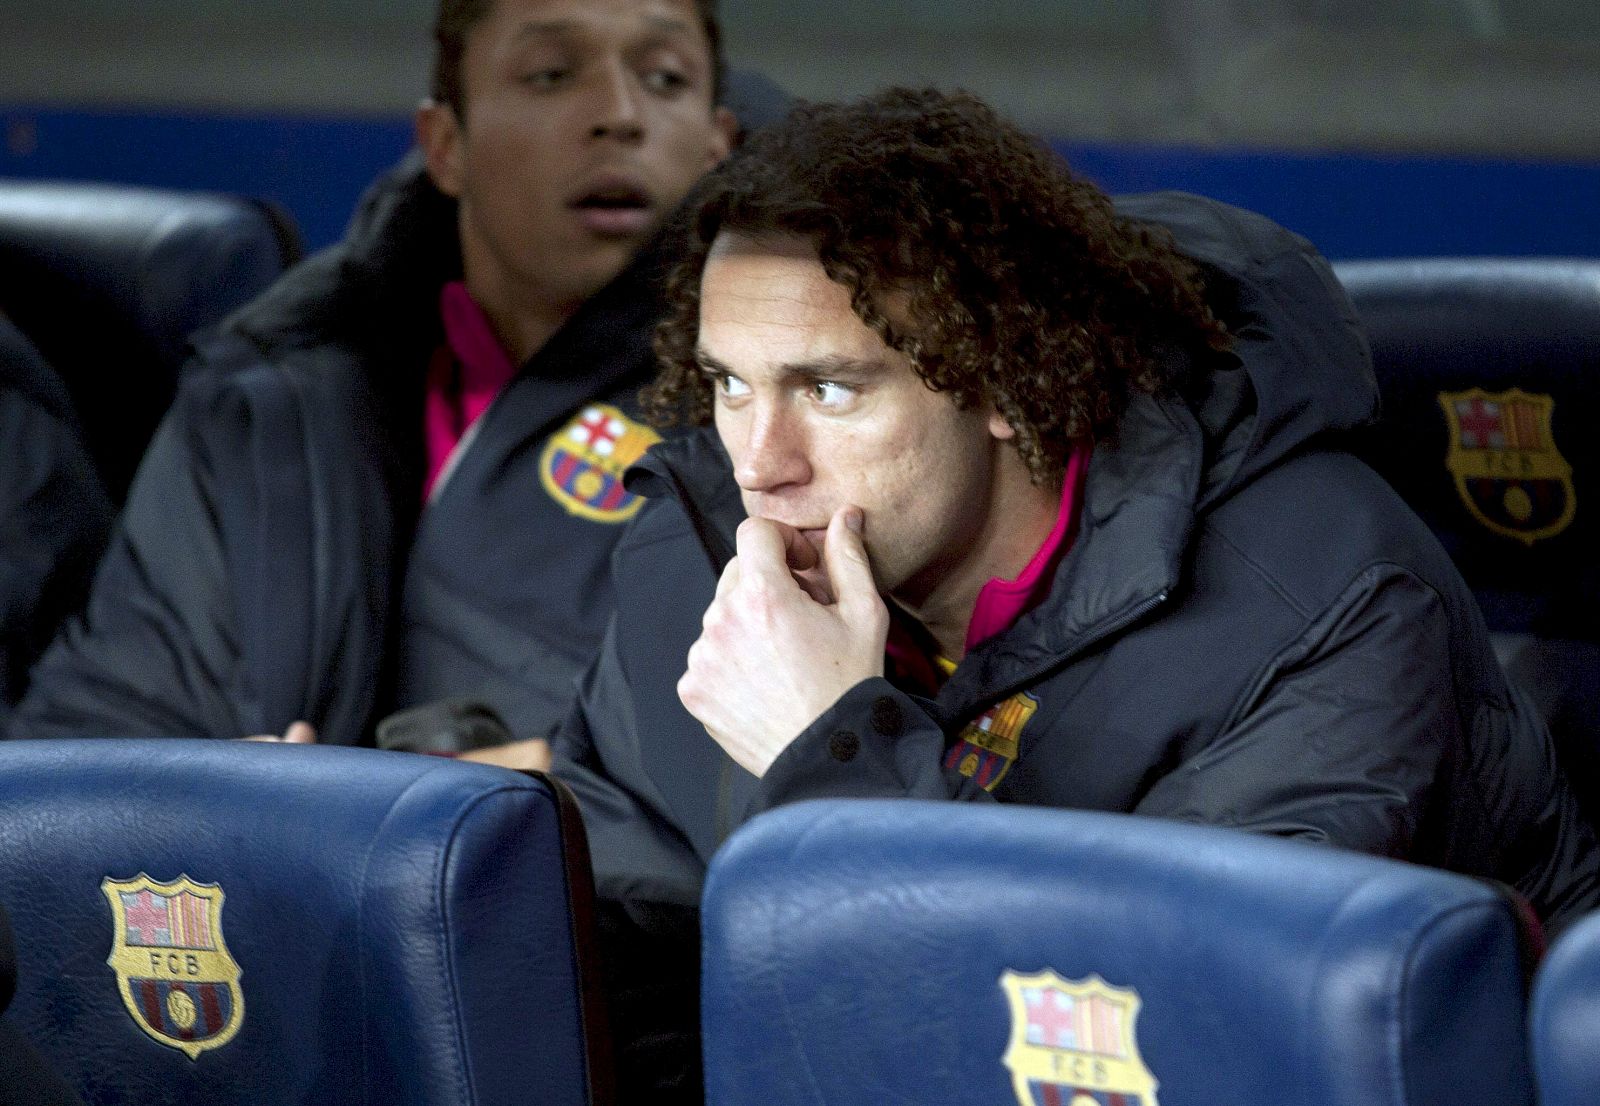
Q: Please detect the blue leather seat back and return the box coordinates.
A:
[703,800,1536,1106]
[0,740,606,1105]
[0,181,301,502]
[1532,910,1600,1106]
[1334,259,1600,823]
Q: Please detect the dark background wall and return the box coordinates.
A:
[4,0,1599,257]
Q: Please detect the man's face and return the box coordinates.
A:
[698,232,1017,607]
[421,0,734,317]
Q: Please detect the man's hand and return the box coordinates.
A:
[242,721,317,743]
[458,738,553,772]
[678,506,889,778]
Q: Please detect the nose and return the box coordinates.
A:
[589,59,645,144]
[730,403,812,495]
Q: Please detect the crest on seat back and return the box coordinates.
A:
[1000,970,1159,1106]
[102,875,244,1059]
[1439,387,1575,546]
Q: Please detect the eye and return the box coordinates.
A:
[810,380,855,409]
[519,67,571,90]
[642,67,690,94]
[711,371,751,400]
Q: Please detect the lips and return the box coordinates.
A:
[568,176,654,237]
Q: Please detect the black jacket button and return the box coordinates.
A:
[828,730,860,762]
[869,695,903,737]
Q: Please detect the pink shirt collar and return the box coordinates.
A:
[964,441,1092,652]
[884,441,1092,690]
[422,282,518,500]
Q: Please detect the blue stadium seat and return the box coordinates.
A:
[0,739,609,1105]
[1335,258,1600,827]
[703,800,1538,1106]
[1531,910,1600,1106]
[0,180,302,502]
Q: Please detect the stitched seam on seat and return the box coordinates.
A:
[359,770,533,1106]
[1394,899,1495,1106]
[436,782,541,1106]
[354,776,437,1103]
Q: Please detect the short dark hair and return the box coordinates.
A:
[647,88,1232,483]
[430,0,726,114]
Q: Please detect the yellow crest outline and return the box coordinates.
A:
[1000,970,1159,1106]
[102,874,244,1060]
[1438,386,1575,546]
[538,403,661,524]
[953,691,1039,790]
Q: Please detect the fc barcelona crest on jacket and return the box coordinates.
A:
[1439,387,1575,545]
[102,875,243,1059]
[944,691,1038,792]
[540,403,661,523]
[1001,971,1159,1106]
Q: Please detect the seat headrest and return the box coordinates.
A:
[1532,909,1600,1106]
[1335,258,1600,636]
[0,739,603,1106]
[704,800,1536,1106]
[0,181,302,501]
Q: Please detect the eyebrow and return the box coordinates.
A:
[512,15,697,42]
[695,349,890,382]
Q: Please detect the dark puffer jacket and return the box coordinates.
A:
[0,317,111,727]
[8,154,673,746]
[553,190,1600,932]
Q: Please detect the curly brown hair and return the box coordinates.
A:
[647,87,1231,483]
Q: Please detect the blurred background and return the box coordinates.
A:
[4,0,1599,257]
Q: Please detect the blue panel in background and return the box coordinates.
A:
[4,105,1599,260]
[1,107,414,252]
[1059,141,1600,261]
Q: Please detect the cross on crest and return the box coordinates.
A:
[1453,397,1507,450]
[570,407,623,455]
[122,891,171,946]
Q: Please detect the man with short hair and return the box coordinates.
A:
[10,0,738,763]
[553,87,1600,952]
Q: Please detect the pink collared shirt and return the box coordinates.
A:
[422,282,518,502]
[886,442,1092,692]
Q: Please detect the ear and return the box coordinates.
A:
[706,106,738,166]
[415,99,466,199]
[987,405,1017,441]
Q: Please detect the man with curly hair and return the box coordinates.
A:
[553,87,1598,993]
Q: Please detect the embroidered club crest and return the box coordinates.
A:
[1001,971,1159,1106]
[102,875,243,1059]
[944,691,1038,792]
[1439,387,1575,546]
[539,403,661,523]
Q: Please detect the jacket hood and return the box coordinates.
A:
[213,150,459,360]
[1115,192,1377,510]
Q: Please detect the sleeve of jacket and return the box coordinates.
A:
[6,385,251,741]
[746,676,997,817]
[1132,566,1452,857]
[549,616,708,909]
[0,387,111,721]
